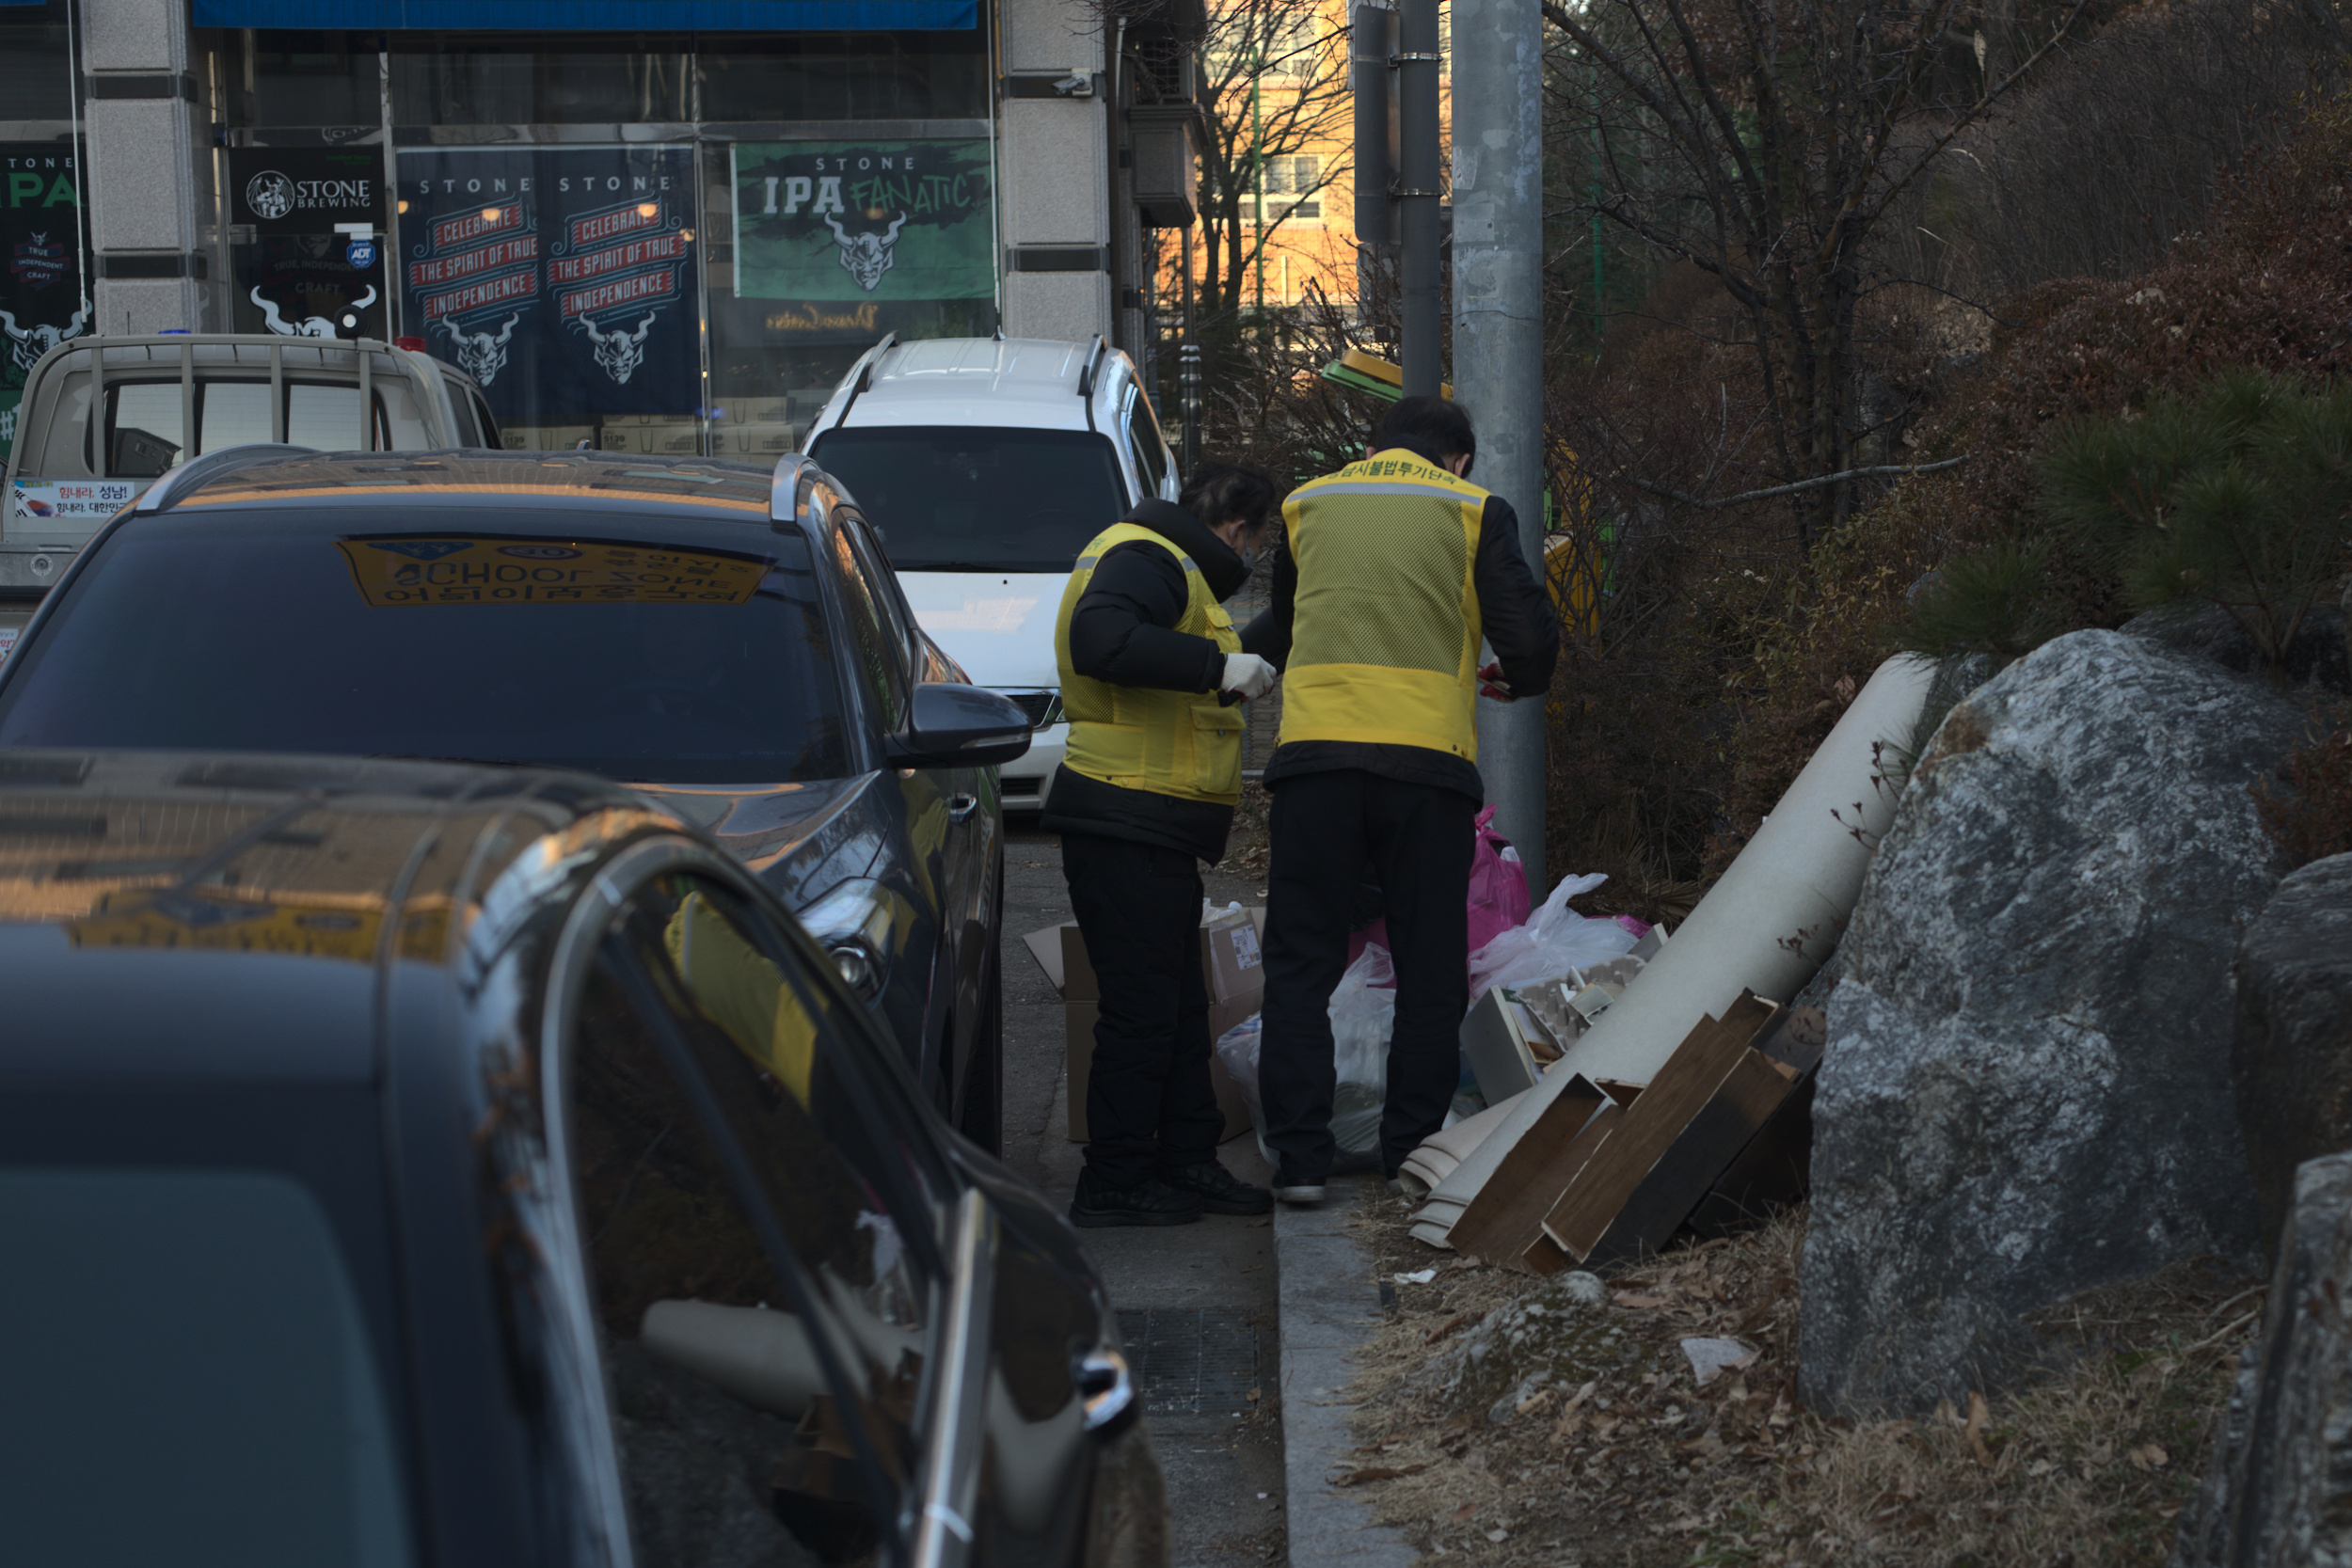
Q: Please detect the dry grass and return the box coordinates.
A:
[1219,780,1275,878]
[1335,1198,2259,1568]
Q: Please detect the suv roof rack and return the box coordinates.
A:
[1075,334,1108,400]
[822,331,898,434]
[769,452,815,528]
[135,444,319,516]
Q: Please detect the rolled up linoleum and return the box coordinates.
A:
[1398,1091,1525,1212]
[1410,654,1936,1246]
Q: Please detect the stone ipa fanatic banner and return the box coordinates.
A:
[396,146,699,426]
[731,139,993,313]
[0,143,88,451]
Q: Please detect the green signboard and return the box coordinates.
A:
[730,139,993,307]
[0,144,87,454]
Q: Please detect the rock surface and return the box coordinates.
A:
[2171,1151,2352,1568]
[2124,603,2350,695]
[1802,629,2301,1416]
[2233,853,2352,1251]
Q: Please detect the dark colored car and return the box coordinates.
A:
[0,447,1025,1150]
[0,752,1163,1568]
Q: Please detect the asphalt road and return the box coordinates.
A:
[996,822,1289,1568]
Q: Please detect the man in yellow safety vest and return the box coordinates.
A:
[1251,397,1561,1203]
[1044,461,1282,1227]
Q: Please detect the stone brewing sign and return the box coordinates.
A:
[228,146,383,238]
[227,147,389,341]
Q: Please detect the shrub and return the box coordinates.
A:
[1895,538,2074,665]
[2039,370,2352,681]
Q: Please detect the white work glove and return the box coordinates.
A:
[1220,653,1277,701]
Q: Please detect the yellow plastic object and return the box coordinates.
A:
[1337,348,1453,402]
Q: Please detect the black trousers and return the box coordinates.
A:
[1061,831,1225,1187]
[1259,769,1473,1180]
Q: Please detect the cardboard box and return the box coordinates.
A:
[1022,908,1266,1143]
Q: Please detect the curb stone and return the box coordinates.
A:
[1273,1179,1422,1568]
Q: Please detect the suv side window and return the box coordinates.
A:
[826,515,909,731]
[1124,384,1171,498]
[572,874,948,1566]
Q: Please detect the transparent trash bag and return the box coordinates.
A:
[1466,872,1637,1003]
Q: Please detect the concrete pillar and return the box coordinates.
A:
[80,0,216,334]
[996,0,1113,343]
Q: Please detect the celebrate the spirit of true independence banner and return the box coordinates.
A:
[730,139,993,333]
[396,146,700,425]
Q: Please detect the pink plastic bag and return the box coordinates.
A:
[1466,804,1531,955]
[1342,807,1531,983]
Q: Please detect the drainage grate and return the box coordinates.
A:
[1114,1307,1260,1418]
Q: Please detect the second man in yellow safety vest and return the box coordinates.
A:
[1251,397,1561,1203]
[1044,461,1281,1227]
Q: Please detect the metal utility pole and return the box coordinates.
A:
[1454,0,1548,893]
[1394,0,1442,396]
[1251,35,1267,314]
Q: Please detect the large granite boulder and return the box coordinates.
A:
[2233,853,2352,1251]
[2171,1150,2352,1568]
[1801,629,2302,1416]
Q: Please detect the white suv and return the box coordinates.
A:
[803,335,1179,813]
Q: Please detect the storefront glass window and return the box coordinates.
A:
[696,32,987,121]
[209,23,1001,457]
[0,0,74,122]
[222,30,383,129]
[389,37,691,125]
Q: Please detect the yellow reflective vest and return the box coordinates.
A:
[1054,522,1246,805]
[1277,449,1488,762]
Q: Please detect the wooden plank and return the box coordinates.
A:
[1576,1049,1799,1267]
[1444,1074,1610,1267]
[1537,992,1780,1261]
[1682,1071,1818,1240]
[1506,1101,1627,1275]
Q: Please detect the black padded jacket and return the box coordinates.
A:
[1040,499,1273,863]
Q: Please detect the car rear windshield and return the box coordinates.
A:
[0,1088,416,1568]
[809,424,1130,572]
[0,511,851,784]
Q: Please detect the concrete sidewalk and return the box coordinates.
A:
[1273,1180,1421,1568]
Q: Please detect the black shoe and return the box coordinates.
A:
[1158,1160,1274,1215]
[1069,1170,1205,1228]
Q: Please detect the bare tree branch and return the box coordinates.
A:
[1629,455,1969,509]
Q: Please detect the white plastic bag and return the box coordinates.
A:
[1327,942,1396,1154]
[1214,942,1401,1162]
[1213,1013,1271,1162]
[1466,872,1637,1002]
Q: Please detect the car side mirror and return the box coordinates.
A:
[885,683,1033,770]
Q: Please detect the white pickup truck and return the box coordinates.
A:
[1,333,498,654]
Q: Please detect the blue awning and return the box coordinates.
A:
[193,0,975,28]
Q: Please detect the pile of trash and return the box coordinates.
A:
[1214,657,1939,1275]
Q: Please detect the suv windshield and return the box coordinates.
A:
[0,512,850,785]
[809,424,1129,572]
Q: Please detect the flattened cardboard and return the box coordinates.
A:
[1023,911,1264,1144]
